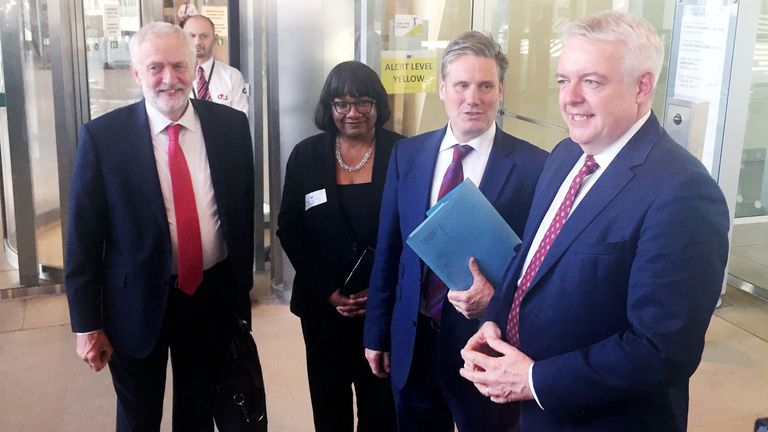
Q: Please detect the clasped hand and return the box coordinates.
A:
[328,288,368,317]
[459,321,535,404]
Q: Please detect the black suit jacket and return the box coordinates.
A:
[65,99,255,358]
[276,128,404,317]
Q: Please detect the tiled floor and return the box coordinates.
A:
[1,287,767,432]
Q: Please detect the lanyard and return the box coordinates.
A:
[192,60,216,99]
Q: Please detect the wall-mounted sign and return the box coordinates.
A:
[381,50,437,94]
[103,2,121,38]
[201,6,228,36]
[394,15,424,38]
[671,3,736,174]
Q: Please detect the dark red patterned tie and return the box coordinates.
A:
[423,144,474,324]
[167,124,203,295]
[506,155,599,346]
[196,66,211,101]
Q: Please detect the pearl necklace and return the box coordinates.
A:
[335,136,375,173]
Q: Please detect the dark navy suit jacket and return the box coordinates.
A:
[485,113,730,431]
[65,99,255,358]
[364,125,547,390]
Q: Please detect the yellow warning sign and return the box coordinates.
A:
[381,51,437,94]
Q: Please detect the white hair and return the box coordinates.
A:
[561,10,664,87]
[129,22,195,68]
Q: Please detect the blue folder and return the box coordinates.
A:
[406,179,521,291]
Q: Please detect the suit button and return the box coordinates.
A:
[351,242,359,253]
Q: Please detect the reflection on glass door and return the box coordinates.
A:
[729,3,768,296]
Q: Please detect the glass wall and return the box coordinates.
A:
[729,2,768,294]
[23,0,63,270]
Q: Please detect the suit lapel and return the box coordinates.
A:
[130,101,170,239]
[411,128,444,218]
[478,128,515,204]
[529,114,661,289]
[195,100,237,240]
[522,142,581,252]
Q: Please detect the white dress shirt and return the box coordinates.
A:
[429,122,496,206]
[145,100,228,274]
[524,110,651,409]
[192,57,249,115]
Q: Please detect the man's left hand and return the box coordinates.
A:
[460,321,535,404]
[447,257,494,319]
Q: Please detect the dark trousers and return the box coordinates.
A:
[300,305,395,432]
[392,313,516,432]
[107,260,238,432]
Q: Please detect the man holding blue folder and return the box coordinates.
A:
[459,12,730,432]
[363,31,547,432]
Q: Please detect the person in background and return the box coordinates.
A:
[363,31,547,432]
[460,11,730,432]
[177,0,198,22]
[182,14,249,114]
[277,60,402,432]
[65,22,255,431]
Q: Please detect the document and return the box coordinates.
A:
[406,179,520,291]
[341,246,375,296]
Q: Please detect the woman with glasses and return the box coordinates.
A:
[277,61,403,432]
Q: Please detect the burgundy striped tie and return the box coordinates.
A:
[506,155,599,346]
[423,144,473,325]
[196,66,211,101]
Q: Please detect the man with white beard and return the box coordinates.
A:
[65,21,256,431]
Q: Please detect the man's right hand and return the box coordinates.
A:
[76,330,113,372]
[365,348,391,378]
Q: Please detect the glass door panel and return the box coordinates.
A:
[729,2,768,293]
[365,1,472,137]
[83,0,142,119]
[23,0,63,271]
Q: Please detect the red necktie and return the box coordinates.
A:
[167,124,203,295]
[196,66,211,101]
[423,144,474,324]
[506,155,599,346]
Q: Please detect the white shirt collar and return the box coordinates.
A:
[198,57,215,76]
[591,110,651,168]
[144,99,198,136]
[440,122,496,155]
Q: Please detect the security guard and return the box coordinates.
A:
[182,14,249,115]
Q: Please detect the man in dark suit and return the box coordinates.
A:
[65,22,254,431]
[363,31,547,431]
[460,11,730,432]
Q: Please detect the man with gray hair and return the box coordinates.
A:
[364,31,547,431]
[65,21,256,430]
[460,11,729,431]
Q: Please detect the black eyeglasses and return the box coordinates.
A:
[330,99,376,115]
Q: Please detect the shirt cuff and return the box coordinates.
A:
[76,330,100,336]
[529,362,544,410]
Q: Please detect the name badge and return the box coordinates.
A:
[305,189,327,211]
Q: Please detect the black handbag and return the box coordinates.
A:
[213,313,268,432]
